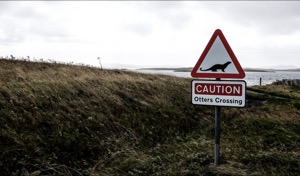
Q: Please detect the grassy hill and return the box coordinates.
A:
[0,58,299,175]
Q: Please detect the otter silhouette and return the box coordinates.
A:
[200,61,231,72]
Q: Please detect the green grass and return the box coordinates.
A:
[0,57,299,175]
[248,85,300,100]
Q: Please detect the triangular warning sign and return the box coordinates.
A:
[191,29,245,79]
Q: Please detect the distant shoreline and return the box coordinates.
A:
[138,67,300,73]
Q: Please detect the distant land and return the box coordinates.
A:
[102,62,300,72]
[138,67,300,72]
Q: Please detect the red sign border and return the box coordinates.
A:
[191,29,245,79]
[191,79,247,108]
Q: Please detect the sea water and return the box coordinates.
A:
[136,70,300,86]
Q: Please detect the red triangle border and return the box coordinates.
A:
[191,29,245,79]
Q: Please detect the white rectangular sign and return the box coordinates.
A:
[192,80,246,107]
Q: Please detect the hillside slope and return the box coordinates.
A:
[0,58,299,175]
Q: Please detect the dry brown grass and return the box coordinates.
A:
[0,57,299,175]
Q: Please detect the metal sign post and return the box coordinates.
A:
[214,106,221,166]
[214,78,221,166]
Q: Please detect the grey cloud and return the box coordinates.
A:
[29,23,70,42]
[0,31,24,44]
[131,1,191,30]
[140,1,184,11]
[0,2,71,45]
[0,2,12,12]
[165,13,190,29]
[0,17,25,44]
[12,5,47,20]
[202,1,300,35]
[121,1,191,37]
[125,23,153,36]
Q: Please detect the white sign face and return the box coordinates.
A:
[192,80,246,107]
[196,36,238,74]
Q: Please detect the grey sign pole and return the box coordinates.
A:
[214,78,221,166]
[214,105,221,166]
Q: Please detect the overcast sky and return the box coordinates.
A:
[0,1,300,69]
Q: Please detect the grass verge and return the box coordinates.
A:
[0,58,299,175]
